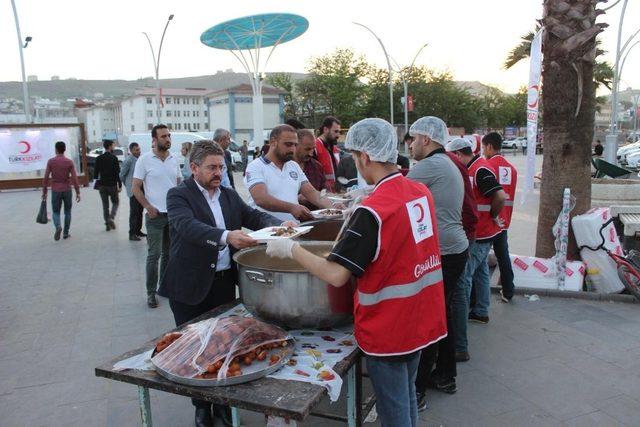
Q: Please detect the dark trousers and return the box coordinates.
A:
[493,230,515,298]
[51,190,72,234]
[145,214,170,296]
[99,186,119,224]
[416,249,468,393]
[129,195,144,236]
[169,269,236,408]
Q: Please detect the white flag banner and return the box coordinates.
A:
[0,128,67,173]
[523,28,544,201]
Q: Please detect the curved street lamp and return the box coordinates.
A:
[10,0,31,123]
[143,14,174,123]
[391,43,429,137]
[353,22,395,125]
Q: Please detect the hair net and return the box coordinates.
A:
[345,118,398,163]
[445,137,473,152]
[409,116,449,145]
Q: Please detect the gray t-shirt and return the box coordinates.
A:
[407,151,468,255]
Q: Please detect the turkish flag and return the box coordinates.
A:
[407,95,414,112]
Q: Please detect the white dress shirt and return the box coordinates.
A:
[194,180,231,271]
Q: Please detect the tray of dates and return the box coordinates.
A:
[151,316,294,386]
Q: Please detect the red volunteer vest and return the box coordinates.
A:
[468,156,502,240]
[487,155,517,229]
[355,173,447,356]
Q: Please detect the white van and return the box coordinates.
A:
[127,132,205,166]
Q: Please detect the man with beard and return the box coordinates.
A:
[132,124,181,308]
[407,116,469,409]
[295,129,327,209]
[245,124,335,222]
[160,140,289,427]
[315,116,341,192]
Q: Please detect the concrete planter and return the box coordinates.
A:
[591,178,640,207]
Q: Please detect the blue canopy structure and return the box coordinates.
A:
[200,14,308,145]
[200,13,308,51]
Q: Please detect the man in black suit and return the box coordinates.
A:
[159,140,293,427]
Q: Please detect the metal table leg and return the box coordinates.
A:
[231,406,240,427]
[137,386,153,427]
[347,365,356,427]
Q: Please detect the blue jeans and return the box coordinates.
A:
[493,230,515,298]
[51,190,72,234]
[453,240,491,353]
[366,352,420,427]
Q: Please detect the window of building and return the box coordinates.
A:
[168,123,173,130]
[176,123,181,130]
[174,97,180,104]
[148,123,153,130]
[185,98,190,105]
[166,97,171,104]
[204,110,208,117]
[131,124,135,132]
[205,123,209,130]
[185,111,190,117]
[193,110,198,117]
[166,111,172,117]
[146,97,153,104]
[176,111,181,117]
[147,110,153,117]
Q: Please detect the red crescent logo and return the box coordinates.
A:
[527,85,539,108]
[413,203,425,223]
[19,140,31,154]
[502,168,509,178]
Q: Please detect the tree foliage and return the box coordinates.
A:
[266,48,529,132]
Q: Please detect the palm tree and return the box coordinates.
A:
[525,1,607,259]
[505,28,613,90]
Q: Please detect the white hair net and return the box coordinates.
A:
[344,118,398,163]
[445,137,473,152]
[409,116,449,145]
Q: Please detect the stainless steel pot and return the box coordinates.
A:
[233,242,354,329]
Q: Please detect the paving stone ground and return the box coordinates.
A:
[2,153,640,426]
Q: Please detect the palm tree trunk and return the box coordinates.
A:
[535,0,605,259]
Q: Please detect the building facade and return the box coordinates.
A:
[120,88,209,136]
[206,84,285,143]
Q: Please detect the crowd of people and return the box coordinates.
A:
[40,116,518,427]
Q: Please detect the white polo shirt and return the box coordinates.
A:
[133,151,180,213]
[244,157,308,221]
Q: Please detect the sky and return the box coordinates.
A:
[1,0,638,95]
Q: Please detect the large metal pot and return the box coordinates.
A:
[233,242,354,329]
[297,219,344,241]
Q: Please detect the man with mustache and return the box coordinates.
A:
[245,124,334,222]
[132,124,181,308]
[159,140,290,427]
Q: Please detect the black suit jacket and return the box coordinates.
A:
[158,177,280,305]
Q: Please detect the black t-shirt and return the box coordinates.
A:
[327,208,378,277]
[469,156,502,197]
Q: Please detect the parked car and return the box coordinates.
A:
[617,142,640,164]
[502,137,526,149]
[624,150,640,169]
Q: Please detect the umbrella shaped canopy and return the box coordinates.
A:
[200,13,308,51]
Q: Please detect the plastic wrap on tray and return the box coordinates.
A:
[151,316,290,380]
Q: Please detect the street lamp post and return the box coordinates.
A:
[10,0,31,123]
[604,0,640,163]
[143,14,174,124]
[353,22,395,125]
[395,44,428,136]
